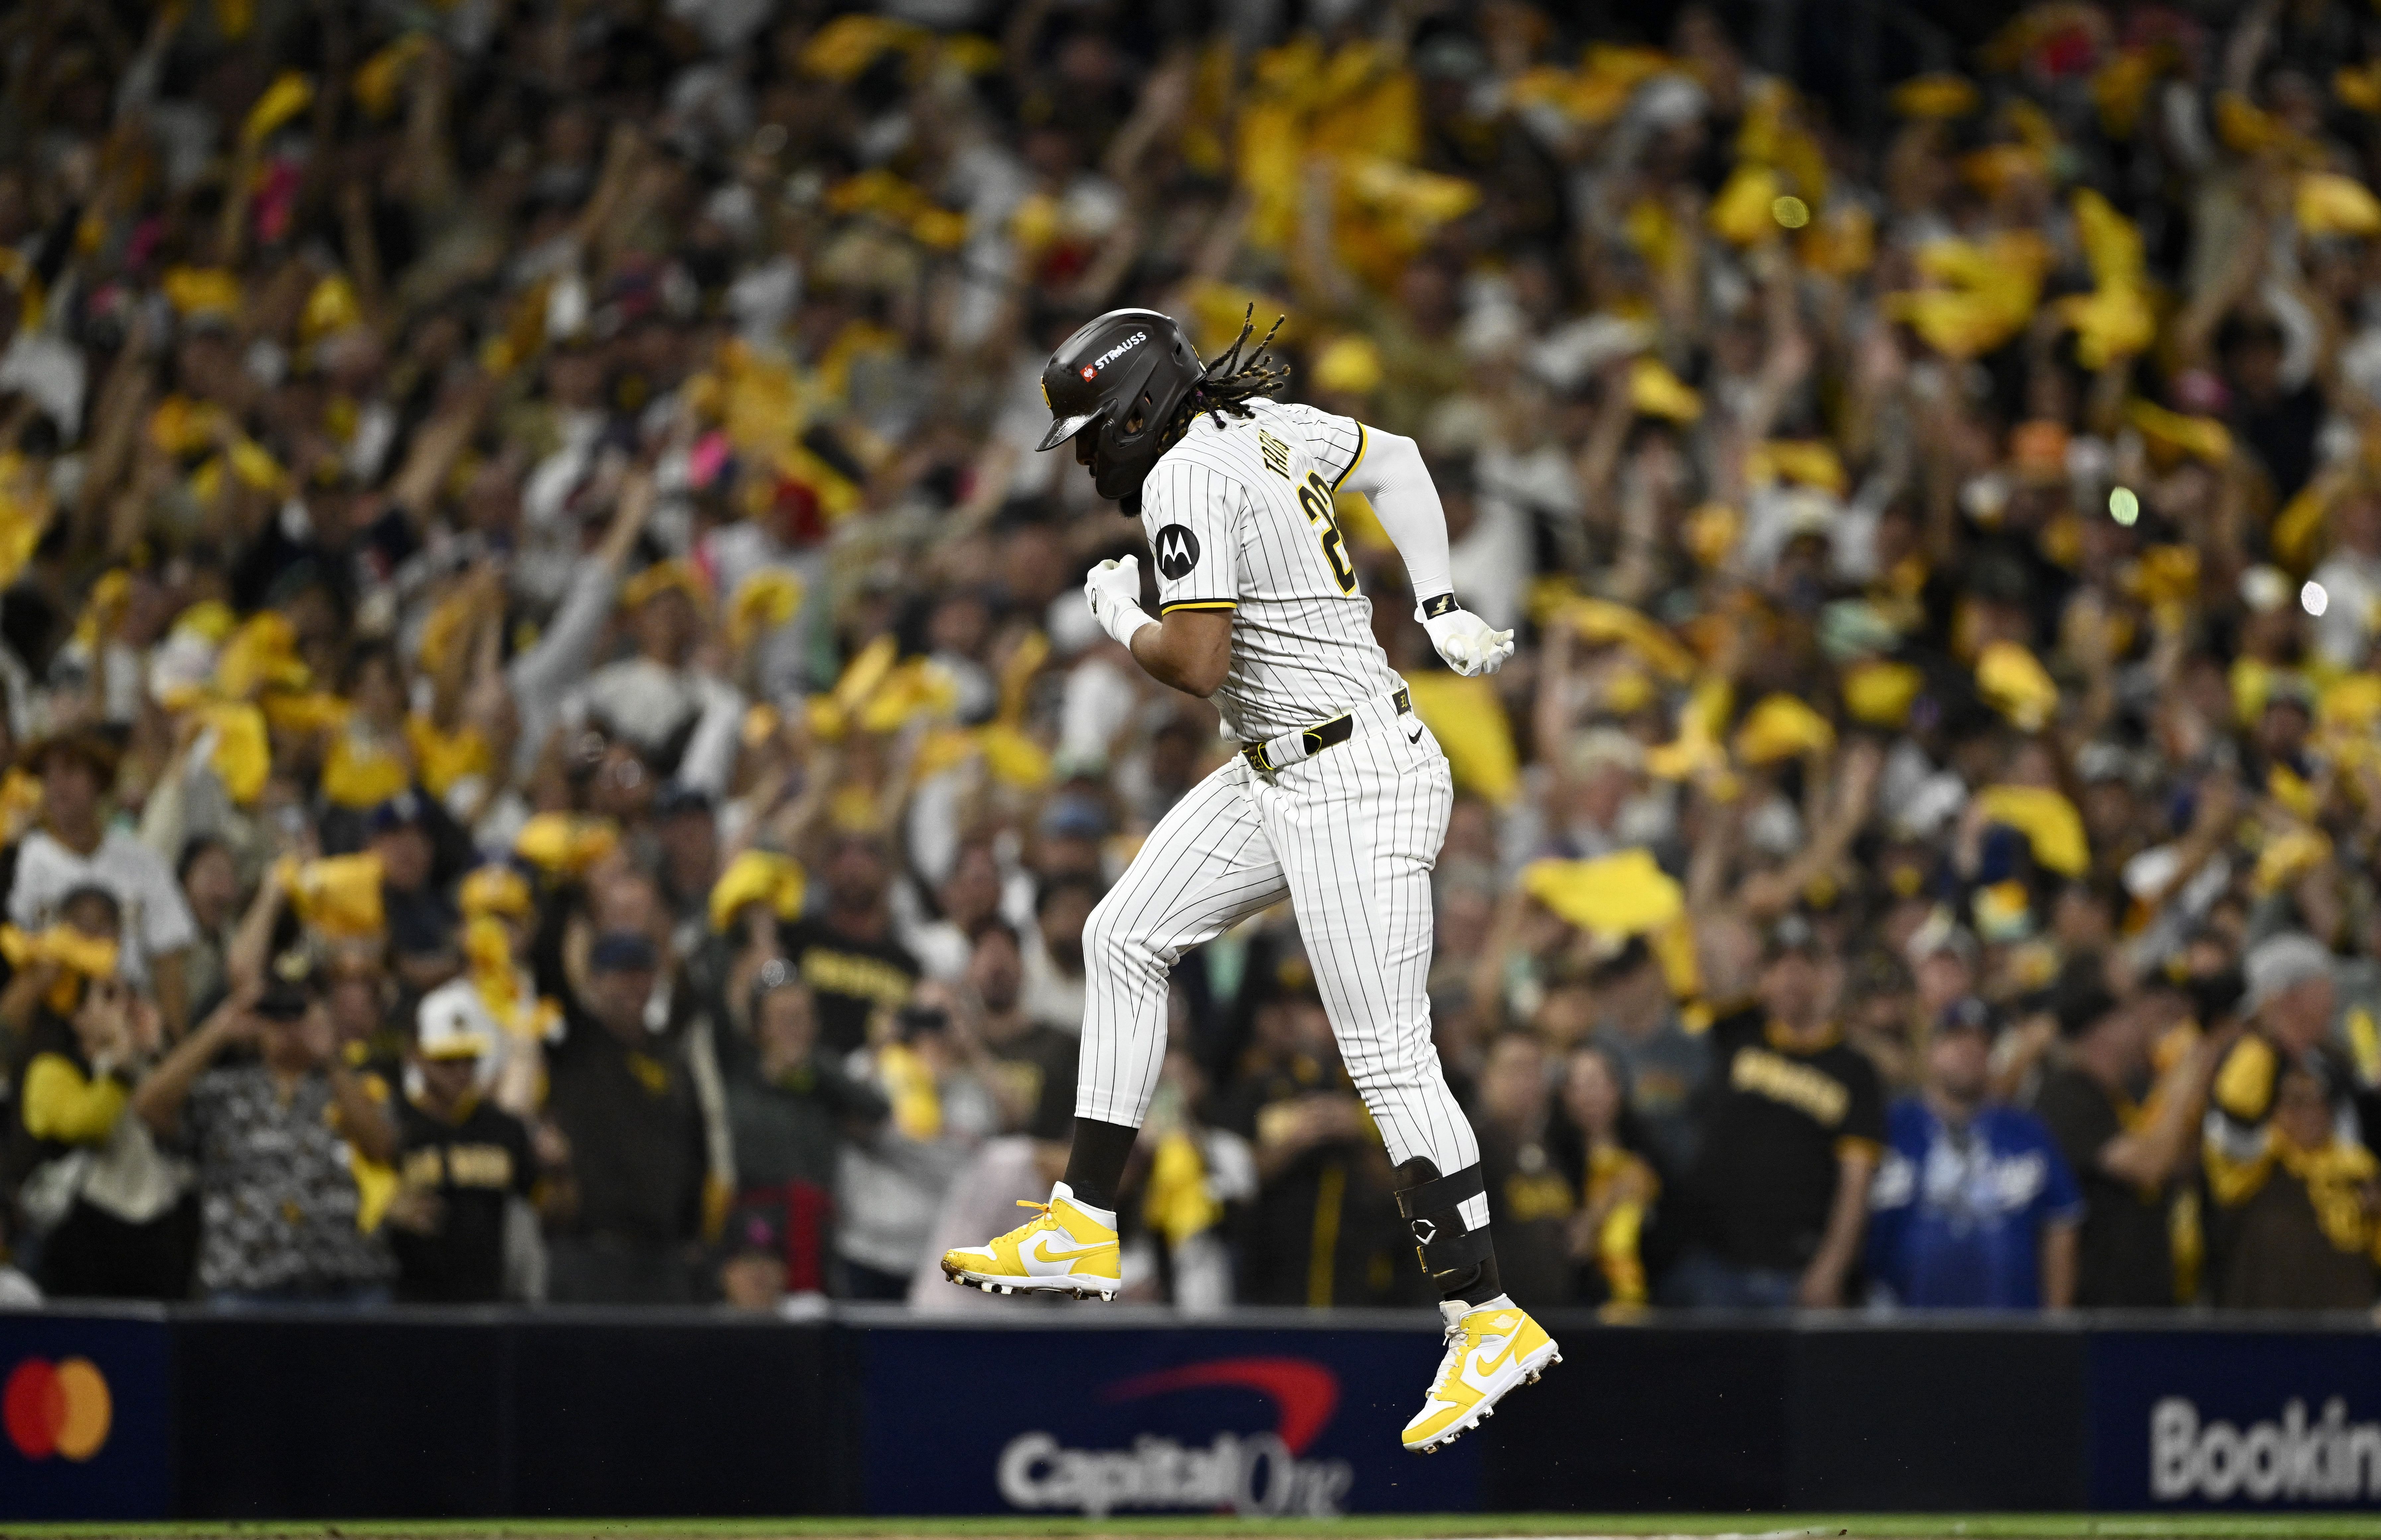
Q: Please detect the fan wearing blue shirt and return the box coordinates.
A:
[1867,1002,2083,1310]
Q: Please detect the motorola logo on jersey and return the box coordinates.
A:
[1153,524,1200,581]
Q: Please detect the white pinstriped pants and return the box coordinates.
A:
[1075,698,1486,1213]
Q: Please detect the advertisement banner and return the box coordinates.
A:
[2090,1330,2381,1510]
[860,1323,1479,1516]
[0,1312,171,1521]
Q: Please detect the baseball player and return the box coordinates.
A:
[940,308,1559,1453]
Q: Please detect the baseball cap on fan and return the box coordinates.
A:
[369,790,430,834]
[416,980,498,1061]
[2242,932,2334,1014]
[256,946,318,1021]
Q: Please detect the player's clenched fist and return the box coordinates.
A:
[1084,555,1154,648]
[1417,601,1515,677]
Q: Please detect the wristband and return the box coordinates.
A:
[1418,593,1461,620]
[1102,601,1156,651]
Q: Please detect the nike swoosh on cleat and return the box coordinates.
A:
[1461,1335,1515,1391]
[1027,1235,1111,1264]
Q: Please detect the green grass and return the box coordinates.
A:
[6,1517,2381,1540]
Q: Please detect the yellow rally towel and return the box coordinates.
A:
[2320,673,2381,732]
[2056,190,2156,369]
[0,454,54,590]
[260,690,350,736]
[808,634,899,741]
[1890,73,1979,119]
[709,851,807,933]
[350,1153,399,1235]
[977,722,1053,791]
[1521,849,1683,938]
[459,865,532,921]
[215,611,310,698]
[1798,204,1875,278]
[1843,660,1923,727]
[300,274,365,341]
[2341,59,2381,114]
[2101,44,2174,135]
[0,769,42,843]
[0,926,120,1013]
[285,852,386,937]
[1708,165,1783,247]
[1584,1145,1661,1305]
[855,660,958,735]
[2254,825,2332,894]
[878,1043,942,1140]
[1401,673,1519,804]
[69,570,131,654]
[1747,440,1847,495]
[1734,693,1835,765]
[1885,232,2051,358]
[1683,503,1742,568]
[728,568,805,651]
[621,558,710,613]
[2131,544,2202,609]
[462,917,531,1038]
[799,15,926,81]
[162,269,243,321]
[1976,641,2058,732]
[2127,399,2232,466]
[351,36,427,119]
[1144,1130,1223,1249]
[202,702,272,806]
[1311,335,1384,395]
[1975,784,2090,877]
[240,72,314,149]
[514,814,618,878]
[320,727,410,810]
[2298,173,2381,238]
[405,716,489,800]
[1550,596,1698,679]
[1630,358,1703,422]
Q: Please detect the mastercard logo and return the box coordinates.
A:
[3,1357,110,1461]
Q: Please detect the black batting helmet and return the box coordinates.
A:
[1037,309,1204,504]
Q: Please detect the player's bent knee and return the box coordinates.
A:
[1079,903,1157,984]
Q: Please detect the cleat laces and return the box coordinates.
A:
[994,1199,1060,1246]
[1423,1316,1467,1401]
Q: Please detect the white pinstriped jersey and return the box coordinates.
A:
[1138,397,1404,742]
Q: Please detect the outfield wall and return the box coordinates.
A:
[1,1307,2375,1522]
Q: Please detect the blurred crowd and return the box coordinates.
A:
[2,0,2381,1315]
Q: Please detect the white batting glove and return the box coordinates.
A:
[1085,556,1155,649]
[1417,600,1515,678]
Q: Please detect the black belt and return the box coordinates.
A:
[1243,687,1411,779]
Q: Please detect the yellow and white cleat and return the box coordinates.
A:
[1401,1297,1561,1453]
[939,1182,1121,1301]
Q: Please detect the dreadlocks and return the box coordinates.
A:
[1160,307,1290,450]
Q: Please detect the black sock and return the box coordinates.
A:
[1061,1118,1138,1212]
[1455,1254,1504,1307]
